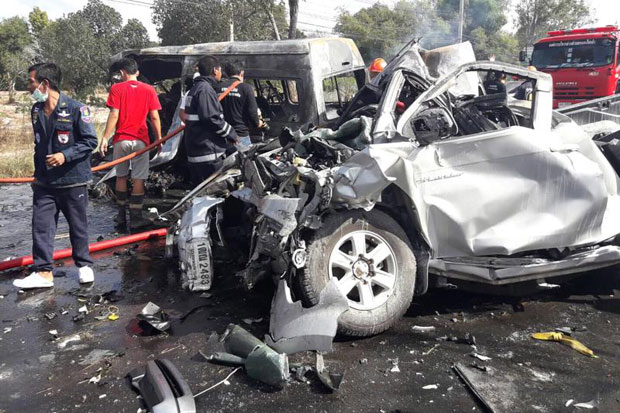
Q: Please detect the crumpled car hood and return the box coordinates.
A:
[332,122,620,258]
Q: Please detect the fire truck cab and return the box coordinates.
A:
[526,25,620,108]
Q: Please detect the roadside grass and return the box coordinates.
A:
[0,91,108,178]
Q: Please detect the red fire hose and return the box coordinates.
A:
[0,228,167,272]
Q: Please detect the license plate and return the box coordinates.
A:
[557,102,570,108]
[190,240,212,290]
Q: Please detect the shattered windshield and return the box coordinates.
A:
[531,38,616,69]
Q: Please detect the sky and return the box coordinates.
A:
[1,0,618,41]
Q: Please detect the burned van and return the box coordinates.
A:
[105,38,366,174]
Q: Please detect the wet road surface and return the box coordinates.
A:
[1,184,620,412]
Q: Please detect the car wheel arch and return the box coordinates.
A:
[375,184,431,296]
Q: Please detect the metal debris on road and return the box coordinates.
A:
[315,352,345,392]
[453,363,498,413]
[136,302,171,332]
[411,325,436,333]
[389,358,400,373]
[423,344,440,356]
[57,333,81,349]
[574,400,596,409]
[471,353,492,361]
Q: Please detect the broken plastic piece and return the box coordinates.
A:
[422,384,439,390]
[222,324,289,387]
[531,332,598,358]
[137,302,170,332]
[128,359,196,413]
[315,353,344,392]
[266,278,349,354]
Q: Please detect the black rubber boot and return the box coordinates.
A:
[115,191,128,227]
[129,208,151,230]
[114,206,127,226]
[128,193,151,230]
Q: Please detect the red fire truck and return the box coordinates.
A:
[526,25,620,108]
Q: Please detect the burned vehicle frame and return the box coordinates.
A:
[166,44,620,337]
[93,39,366,191]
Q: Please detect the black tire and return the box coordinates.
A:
[297,209,416,337]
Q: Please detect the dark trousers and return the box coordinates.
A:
[32,184,93,272]
[189,158,224,187]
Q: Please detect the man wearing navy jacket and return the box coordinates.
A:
[13,63,98,289]
[183,55,238,187]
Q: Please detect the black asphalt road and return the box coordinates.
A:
[1,184,619,412]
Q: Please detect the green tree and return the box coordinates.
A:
[40,17,100,97]
[38,0,150,98]
[435,0,520,61]
[28,7,49,37]
[152,0,288,46]
[335,1,450,62]
[0,17,33,102]
[114,18,151,52]
[437,0,508,40]
[469,27,519,62]
[515,0,592,46]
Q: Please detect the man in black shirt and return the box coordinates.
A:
[219,61,263,150]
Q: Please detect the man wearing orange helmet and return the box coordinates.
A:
[368,58,387,80]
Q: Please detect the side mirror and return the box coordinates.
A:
[519,50,527,63]
[410,107,456,144]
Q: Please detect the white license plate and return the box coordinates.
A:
[191,240,212,290]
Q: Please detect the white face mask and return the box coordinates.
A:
[31,84,48,103]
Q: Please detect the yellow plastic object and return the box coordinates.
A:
[532,332,598,358]
[292,157,307,167]
[108,314,119,321]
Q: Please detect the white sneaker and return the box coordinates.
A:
[78,266,95,284]
[13,272,54,289]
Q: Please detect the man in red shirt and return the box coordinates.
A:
[99,58,162,229]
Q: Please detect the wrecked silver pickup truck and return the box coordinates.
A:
[165,42,620,337]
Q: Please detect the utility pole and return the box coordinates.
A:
[458,0,465,43]
[228,1,234,42]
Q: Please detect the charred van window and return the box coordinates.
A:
[251,79,299,105]
[323,72,360,120]
[249,78,300,121]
